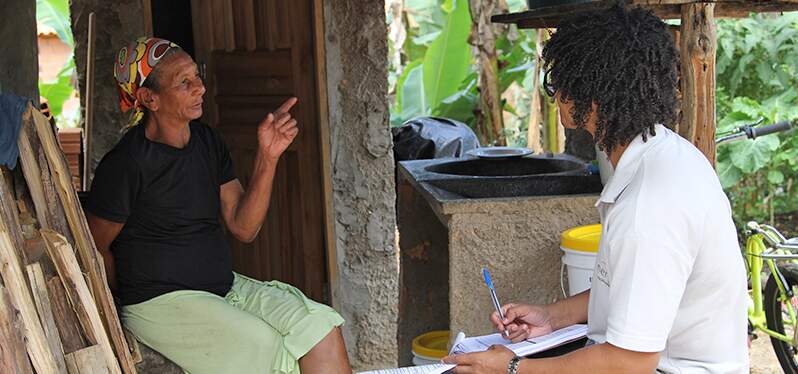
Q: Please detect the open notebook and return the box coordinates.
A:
[357,324,587,374]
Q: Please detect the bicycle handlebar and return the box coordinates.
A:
[749,222,798,251]
[716,119,795,145]
[751,121,792,138]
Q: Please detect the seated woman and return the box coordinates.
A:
[86,37,351,374]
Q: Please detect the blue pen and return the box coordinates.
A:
[483,267,509,339]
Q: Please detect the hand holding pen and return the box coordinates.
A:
[489,301,558,344]
[483,267,558,343]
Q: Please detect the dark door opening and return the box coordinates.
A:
[150,0,195,58]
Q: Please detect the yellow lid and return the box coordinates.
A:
[412,331,450,359]
[560,224,601,253]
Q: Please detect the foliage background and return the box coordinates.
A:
[387,2,798,229]
[37,0,79,128]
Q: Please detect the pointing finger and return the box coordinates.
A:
[275,97,298,114]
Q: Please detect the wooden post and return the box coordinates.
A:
[679,3,717,165]
[526,30,544,154]
[470,0,506,146]
[83,13,96,190]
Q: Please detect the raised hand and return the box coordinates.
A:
[258,97,299,160]
[490,303,555,343]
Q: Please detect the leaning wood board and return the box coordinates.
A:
[28,106,137,373]
[42,229,120,374]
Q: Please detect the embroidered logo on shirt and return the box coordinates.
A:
[595,258,610,287]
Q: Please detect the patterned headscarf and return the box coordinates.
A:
[113,37,181,127]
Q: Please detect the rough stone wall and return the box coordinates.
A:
[447,196,599,336]
[70,0,146,182]
[0,0,39,101]
[323,0,400,370]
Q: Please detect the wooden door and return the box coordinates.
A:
[190,0,327,302]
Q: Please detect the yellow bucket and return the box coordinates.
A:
[411,330,450,366]
[560,224,601,296]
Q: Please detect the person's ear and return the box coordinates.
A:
[135,87,159,112]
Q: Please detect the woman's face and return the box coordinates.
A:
[148,52,205,123]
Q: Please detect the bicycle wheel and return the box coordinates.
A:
[764,263,798,373]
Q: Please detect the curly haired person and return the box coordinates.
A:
[443,6,748,374]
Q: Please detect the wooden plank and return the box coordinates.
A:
[47,275,89,354]
[679,3,717,165]
[29,109,135,374]
[0,223,60,373]
[26,261,69,374]
[17,109,50,229]
[41,229,121,374]
[0,283,34,374]
[312,0,339,309]
[64,345,111,374]
[19,105,74,242]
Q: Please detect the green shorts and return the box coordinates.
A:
[121,273,344,374]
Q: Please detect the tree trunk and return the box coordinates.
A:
[470,0,507,146]
[679,3,717,166]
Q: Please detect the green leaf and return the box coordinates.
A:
[398,63,429,122]
[423,0,473,113]
[729,135,780,173]
[768,170,785,184]
[717,158,743,189]
[395,60,424,114]
[38,59,75,117]
[36,0,73,46]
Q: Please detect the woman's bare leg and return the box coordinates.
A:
[299,327,352,373]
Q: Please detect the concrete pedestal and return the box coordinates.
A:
[397,161,599,365]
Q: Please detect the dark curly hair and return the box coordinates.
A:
[542,5,680,154]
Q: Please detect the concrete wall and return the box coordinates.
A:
[70,0,146,182]
[0,0,39,101]
[323,1,400,370]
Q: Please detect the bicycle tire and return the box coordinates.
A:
[764,263,798,373]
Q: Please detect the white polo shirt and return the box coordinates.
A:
[587,125,749,373]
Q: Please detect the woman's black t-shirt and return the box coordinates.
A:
[87,122,236,306]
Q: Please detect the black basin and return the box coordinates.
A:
[424,157,584,177]
[426,175,603,199]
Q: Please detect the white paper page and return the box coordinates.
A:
[357,363,455,374]
[450,324,587,356]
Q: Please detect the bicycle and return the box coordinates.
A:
[716,119,798,372]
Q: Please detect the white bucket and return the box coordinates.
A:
[560,247,598,297]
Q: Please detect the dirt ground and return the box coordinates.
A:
[751,331,787,373]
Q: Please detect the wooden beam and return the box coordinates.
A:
[41,229,121,374]
[679,3,717,165]
[0,283,34,374]
[312,0,340,309]
[29,109,136,373]
[0,225,60,373]
[491,0,798,29]
[64,345,112,374]
[26,262,69,374]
